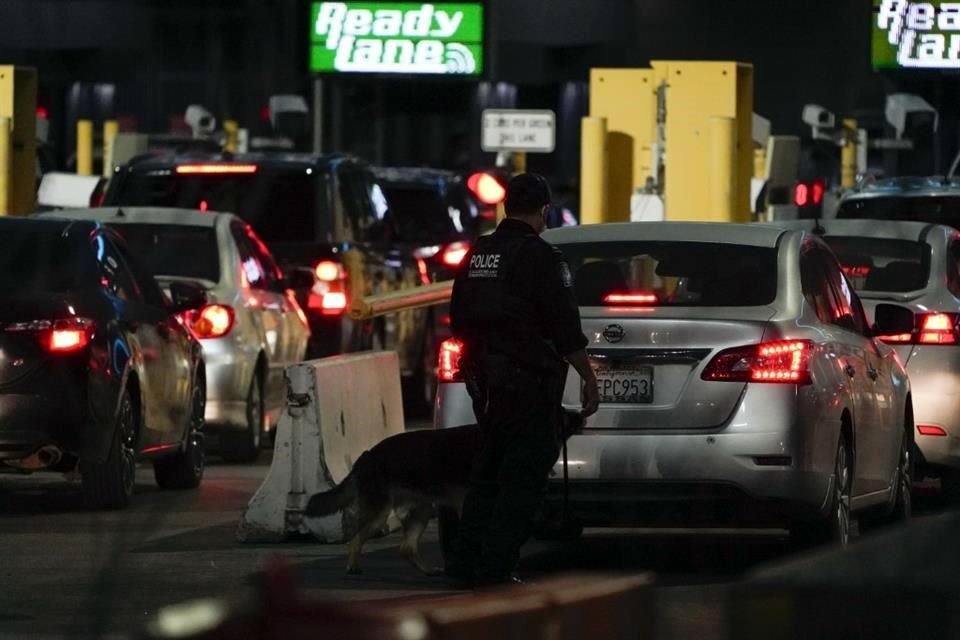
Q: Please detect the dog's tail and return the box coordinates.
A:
[304,454,365,517]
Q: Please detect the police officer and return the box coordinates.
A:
[448,172,600,586]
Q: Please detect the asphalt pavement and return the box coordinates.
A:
[0,438,950,640]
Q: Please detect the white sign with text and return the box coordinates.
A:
[481,109,555,153]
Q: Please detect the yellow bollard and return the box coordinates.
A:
[0,116,9,216]
[224,119,239,153]
[102,120,118,178]
[76,119,93,176]
[580,116,608,225]
[754,147,767,180]
[841,118,857,189]
[708,116,737,222]
[345,248,366,317]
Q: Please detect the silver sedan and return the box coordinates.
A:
[44,207,310,462]
[435,222,914,544]
[780,219,960,499]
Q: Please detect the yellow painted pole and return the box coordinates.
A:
[224,119,239,153]
[841,118,857,189]
[580,116,608,225]
[708,116,736,222]
[102,120,118,178]
[512,151,526,175]
[0,116,10,216]
[345,248,366,318]
[76,119,93,176]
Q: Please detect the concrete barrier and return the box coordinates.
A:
[236,351,404,543]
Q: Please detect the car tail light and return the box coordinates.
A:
[702,339,813,385]
[603,292,658,305]
[318,291,347,315]
[5,317,96,354]
[314,260,343,282]
[878,312,960,345]
[438,338,464,382]
[441,242,470,267]
[182,304,234,339]
[917,424,947,436]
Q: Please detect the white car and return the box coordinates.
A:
[42,207,310,462]
[435,222,914,548]
[781,219,960,499]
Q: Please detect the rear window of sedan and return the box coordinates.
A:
[109,224,220,283]
[558,241,778,307]
[837,195,960,229]
[0,229,97,293]
[824,236,930,293]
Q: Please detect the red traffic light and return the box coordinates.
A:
[467,172,506,205]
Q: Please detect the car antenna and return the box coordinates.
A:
[115,207,125,218]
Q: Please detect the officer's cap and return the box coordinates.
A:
[505,173,552,214]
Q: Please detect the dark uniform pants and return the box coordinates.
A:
[452,371,563,583]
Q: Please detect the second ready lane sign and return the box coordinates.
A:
[481,109,555,153]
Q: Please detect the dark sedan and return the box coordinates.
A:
[0,218,207,508]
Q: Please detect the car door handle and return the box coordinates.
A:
[867,366,879,381]
[844,364,857,378]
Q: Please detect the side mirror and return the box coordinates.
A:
[168,281,208,313]
[282,268,315,291]
[873,303,914,337]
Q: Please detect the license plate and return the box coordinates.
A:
[593,366,653,404]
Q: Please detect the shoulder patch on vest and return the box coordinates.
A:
[558,261,573,288]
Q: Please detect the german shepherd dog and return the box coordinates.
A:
[304,411,584,575]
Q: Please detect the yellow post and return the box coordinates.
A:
[102,120,118,178]
[224,119,239,153]
[0,116,9,215]
[345,248,366,317]
[754,147,767,180]
[512,151,526,175]
[841,118,857,189]
[580,116,608,225]
[77,119,93,176]
[708,116,736,222]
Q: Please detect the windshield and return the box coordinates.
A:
[823,236,930,294]
[0,228,95,294]
[109,224,220,283]
[112,172,322,243]
[837,195,960,229]
[382,184,465,242]
[559,241,778,307]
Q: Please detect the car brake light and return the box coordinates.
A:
[176,164,258,174]
[702,339,813,384]
[878,312,960,345]
[917,424,947,436]
[183,304,234,339]
[5,317,95,354]
[438,338,464,382]
[314,260,343,282]
[794,183,809,207]
[441,242,470,267]
[603,292,658,305]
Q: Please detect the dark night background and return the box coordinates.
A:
[0,0,949,185]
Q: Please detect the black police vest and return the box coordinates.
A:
[458,233,560,371]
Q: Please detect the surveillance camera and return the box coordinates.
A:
[802,104,835,130]
[885,93,938,140]
[185,105,217,139]
[268,95,310,141]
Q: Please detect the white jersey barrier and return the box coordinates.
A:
[236,351,404,543]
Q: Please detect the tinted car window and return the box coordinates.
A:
[230,222,268,290]
[110,224,220,283]
[96,235,142,302]
[338,167,378,241]
[381,183,464,243]
[0,228,97,294]
[837,195,960,228]
[818,248,867,335]
[112,171,326,243]
[823,236,930,293]
[800,249,834,323]
[559,241,778,307]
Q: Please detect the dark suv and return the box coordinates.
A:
[103,153,435,411]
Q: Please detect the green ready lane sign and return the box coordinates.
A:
[873,0,960,69]
[310,2,484,75]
